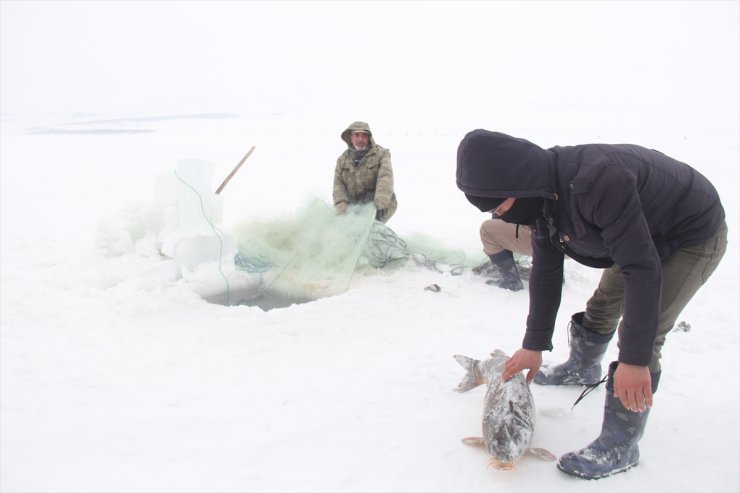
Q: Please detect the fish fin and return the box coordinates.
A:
[487,458,515,470]
[453,355,484,392]
[527,447,557,462]
[461,437,486,448]
[489,348,508,359]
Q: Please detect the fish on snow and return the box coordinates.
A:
[454,349,556,470]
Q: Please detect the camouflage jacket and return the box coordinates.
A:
[333,122,398,222]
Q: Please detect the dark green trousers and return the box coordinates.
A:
[583,221,728,373]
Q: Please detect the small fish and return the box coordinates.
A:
[454,349,556,470]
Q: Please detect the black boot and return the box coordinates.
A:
[534,312,614,385]
[557,361,661,479]
[483,250,523,291]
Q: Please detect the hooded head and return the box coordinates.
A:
[464,193,505,213]
[456,129,555,200]
[341,121,376,149]
[456,130,555,225]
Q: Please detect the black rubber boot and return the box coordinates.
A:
[483,250,523,291]
[557,361,661,479]
[534,312,614,385]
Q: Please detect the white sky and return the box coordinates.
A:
[2,1,738,122]
[1,3,739,491]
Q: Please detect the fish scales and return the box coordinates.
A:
[455,349,538,467]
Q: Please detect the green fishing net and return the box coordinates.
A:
[233,200,376,300]
[232,199,487,302]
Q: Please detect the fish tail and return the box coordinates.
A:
[453,354,485,392]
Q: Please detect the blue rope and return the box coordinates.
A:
[173,169,230,304]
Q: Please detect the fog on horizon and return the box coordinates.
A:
[1,1,738,128]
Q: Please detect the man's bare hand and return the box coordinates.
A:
[613,363,653,412]
[503,348,542,383]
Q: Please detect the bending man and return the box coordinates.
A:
[457,129,727,480]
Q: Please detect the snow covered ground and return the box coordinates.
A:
[1,2,738,492]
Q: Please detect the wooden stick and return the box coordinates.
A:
[215,146,256,194]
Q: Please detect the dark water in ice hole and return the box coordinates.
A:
[203,287,312,311]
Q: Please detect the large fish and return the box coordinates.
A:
[454,349,555,470]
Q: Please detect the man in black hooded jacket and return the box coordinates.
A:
[457,129,727,480]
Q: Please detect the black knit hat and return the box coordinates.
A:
[465,193,505,212]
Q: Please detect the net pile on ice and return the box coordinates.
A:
[232,199,484,302]
[233,200,377,301]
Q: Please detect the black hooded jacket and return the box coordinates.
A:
[457,129,725,366]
